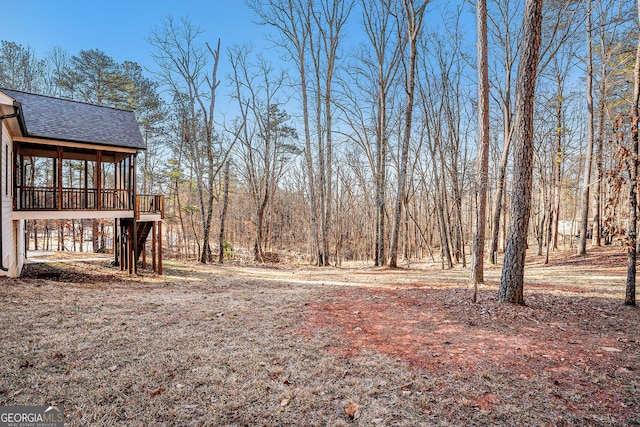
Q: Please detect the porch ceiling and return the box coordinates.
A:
[15,140,133,163]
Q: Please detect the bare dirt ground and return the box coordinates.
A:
[0,246,638,426]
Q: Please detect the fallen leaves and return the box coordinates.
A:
[475,392,501,411]
[150,386,165,397]
[399,382,413,391]
[277,397,292,415]
[4,249,640,426]
[345,401,361,420]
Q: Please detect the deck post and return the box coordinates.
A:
[132,154,137,274]
[151,221,156,272]
[96,151,102,209]
[121,221,126,272]
[114,218,119,266]
[113,218,118,266]
[83,160,88,209]
[142,242,146,269]
[57,147,63,210]
[158,221,163,275]
[128,221,133,274]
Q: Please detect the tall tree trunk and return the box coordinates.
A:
[537,199,546,257]
[489,129,511,264]
[315,57,328,266]
[375,71,389,266]
[324,88,333,267]
[592,64,606,247]
[362,0,397,267]
[72,220,77,252]
[437,184,453,269]
[255,205,266,262]
[545,202,553,264]
[552,75,564,250]
[435,139,458,266]
[498,0,543,304]
[471,0,490,296]
[429,139,453,269]
[33,222,38,251]
[578,1,594,256]
[218,160,230,264]
[92,220,99,252]
[389,0,427,268]
[375,109,387,266]
[488,5,516,265]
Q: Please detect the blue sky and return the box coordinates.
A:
[2,1,475,71]
[2,0,268,71]
[1,0,476,114]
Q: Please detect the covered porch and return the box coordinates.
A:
[13,138,137,215]
[11,138,164,275]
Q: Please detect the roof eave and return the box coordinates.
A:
[13,135,144,153]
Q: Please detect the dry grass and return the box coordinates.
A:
[0,246,638,426]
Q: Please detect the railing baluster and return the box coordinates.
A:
[15,187,163,216]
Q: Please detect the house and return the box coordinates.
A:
[0,88,163,277]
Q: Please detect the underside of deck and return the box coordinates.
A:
[13,209,135,220]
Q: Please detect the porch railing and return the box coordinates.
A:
[15,186,133,211]
[136,194,165,219]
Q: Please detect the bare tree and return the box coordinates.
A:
[309,0,353,266]
[336,0,402,266]
[487,0,522,265]
[488,0,581,264]
[42,46,69,97]
[250,0,321,264]
[218,160,231,264]
[578,0,595,256]
[364,0,401,266]
[148,16,230,263]
[229,46,298,261]
[547,47,574,261]
[417,20,471,271]
[389,0,429,268]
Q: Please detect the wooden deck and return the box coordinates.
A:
[15,186,133,211]
[14,188,163,217]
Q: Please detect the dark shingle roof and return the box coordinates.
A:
[1,88,145,150]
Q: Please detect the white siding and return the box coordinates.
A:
[0,120,23,277]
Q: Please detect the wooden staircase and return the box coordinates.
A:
[116,195,164,274]
[136,221,154,262]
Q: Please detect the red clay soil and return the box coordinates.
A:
[305,281,640,423]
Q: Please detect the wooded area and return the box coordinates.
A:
[2,0,639,305]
